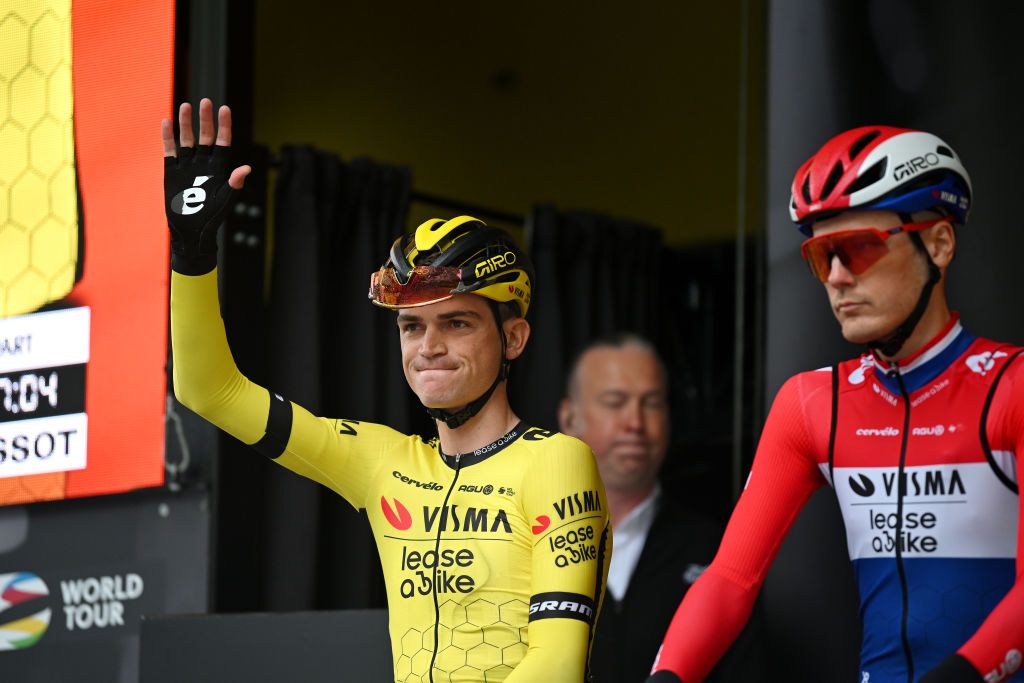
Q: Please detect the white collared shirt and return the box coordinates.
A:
[606,484,661,601]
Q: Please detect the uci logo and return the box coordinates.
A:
[170,175,213,215]
[0,572,51,650]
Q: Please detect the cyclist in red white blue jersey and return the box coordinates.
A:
[648,126,1024,683]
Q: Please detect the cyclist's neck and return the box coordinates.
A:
[434,384,520,457]
[874,291,951,364]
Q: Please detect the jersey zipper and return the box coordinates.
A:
[890,364,915,683]
[428,453,461,683]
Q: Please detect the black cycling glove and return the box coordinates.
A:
[164,144,236,275]
[919,654,984,682]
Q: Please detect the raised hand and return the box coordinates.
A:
[161,98,252,274]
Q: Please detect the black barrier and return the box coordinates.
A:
[0,488,209,682]
[140,609,391,682]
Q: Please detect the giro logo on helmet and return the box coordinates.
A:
[893,153,940,181]
[475,251,517,278]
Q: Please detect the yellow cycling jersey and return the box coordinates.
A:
[170,270,611,683]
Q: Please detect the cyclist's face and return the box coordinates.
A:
[558,345,668,497]
[397,294,504,409]
[812,210,930,346]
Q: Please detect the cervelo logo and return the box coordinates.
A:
[967,351,1008,376]
[532,515,551,535]
[380,497,412,530]
[855,427,900,437]
[986,649,1022,682]
[893,153,940,182]
[392,470,443,491]
[170,176,213,215]
[0,572,50,650]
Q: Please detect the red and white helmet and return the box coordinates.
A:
[789,126,972,235]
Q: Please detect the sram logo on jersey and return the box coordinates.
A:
[392,470,443,491]
[529,591,595,624]
[552,489,602,520]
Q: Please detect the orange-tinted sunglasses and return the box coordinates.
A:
[800,218,946,282]
[368,265,462,309]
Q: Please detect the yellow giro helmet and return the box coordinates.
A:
[369,216,533,318]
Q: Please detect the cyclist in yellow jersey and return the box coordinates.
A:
[161,99,611,683]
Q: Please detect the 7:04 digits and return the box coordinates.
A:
[0,372,58,415]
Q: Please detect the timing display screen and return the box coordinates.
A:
[0,307,89,478]
[0,0,172,505]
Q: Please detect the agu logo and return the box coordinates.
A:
[0,572,51,650]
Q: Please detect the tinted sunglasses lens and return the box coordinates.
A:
[802,231,888,282]
[835,232,889,275]
[369,267,461,308]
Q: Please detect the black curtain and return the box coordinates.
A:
[254,145,426,611]
[512,205,747,521]
[511,205,665,430]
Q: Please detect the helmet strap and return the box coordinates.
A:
[425,301,509,430]
[868,229,941,358]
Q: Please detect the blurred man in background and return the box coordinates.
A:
[559,333,762,682]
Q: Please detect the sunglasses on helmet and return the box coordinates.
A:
[368,265,462,309]
[800,217,946,283]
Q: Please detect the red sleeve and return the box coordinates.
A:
[957,360,1024,679]
[652,374,827,682]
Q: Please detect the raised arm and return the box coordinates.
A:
[164,100,387,508]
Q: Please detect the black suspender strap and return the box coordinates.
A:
[979,348,1024,494]
[828,364,840,487]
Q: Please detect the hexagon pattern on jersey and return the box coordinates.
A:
[0,1,79,318]
[396,598,529,682]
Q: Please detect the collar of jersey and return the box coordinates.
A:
[438,420,528,469]
[869,313,975,395]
